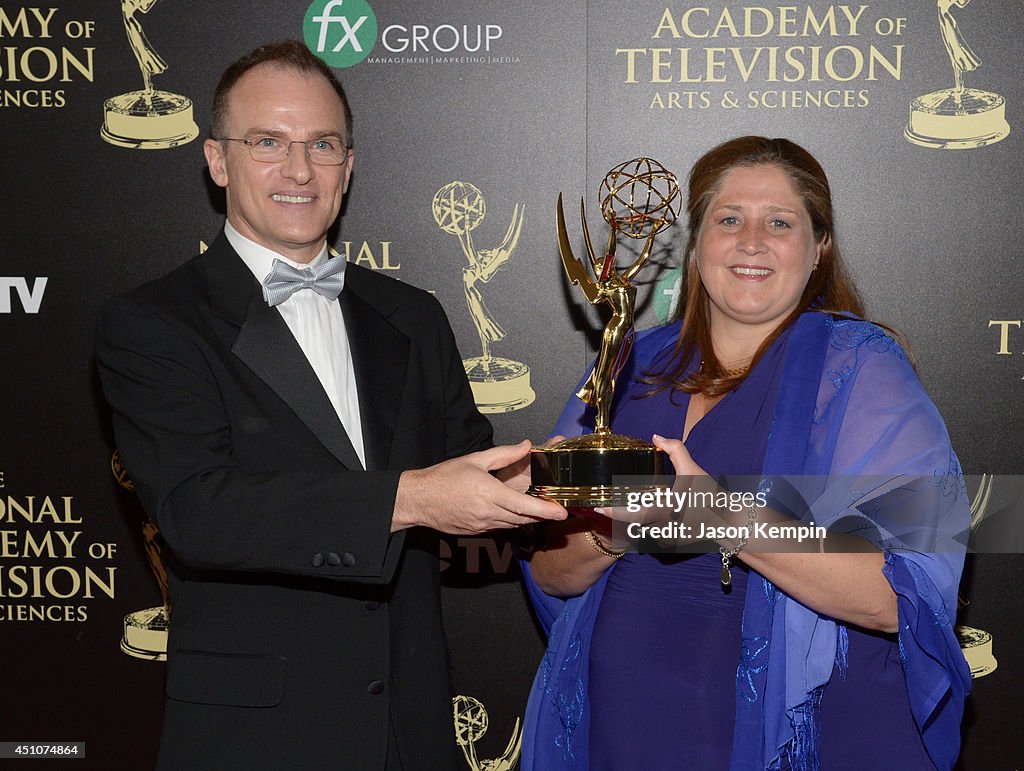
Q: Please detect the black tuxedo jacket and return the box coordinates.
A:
[95,233,492,770]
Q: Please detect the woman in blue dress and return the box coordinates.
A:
[520,137,970,770]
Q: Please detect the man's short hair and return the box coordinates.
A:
[210,39,353,146]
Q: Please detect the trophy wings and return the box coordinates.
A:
[556,194,601,304]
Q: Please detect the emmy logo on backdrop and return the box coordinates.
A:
[432,181,535,413]
[956,474,998,678]
[111,451,170,661]
[452,695,522,771]
[905,0,1009,149]
[100,0,199,149]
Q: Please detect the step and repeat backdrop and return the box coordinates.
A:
[2,1,1022,768]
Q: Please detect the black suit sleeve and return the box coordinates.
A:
[95,294,414,584]
[434,299,496,462]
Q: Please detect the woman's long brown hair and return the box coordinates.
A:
[650,136,870,397]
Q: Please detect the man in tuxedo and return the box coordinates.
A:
[95,40,564,770]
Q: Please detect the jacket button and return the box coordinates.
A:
[311,553,325,567]
[367,680,384,695]
[326,552,341,566]
[364,601,381,611]
[341,552,357,568]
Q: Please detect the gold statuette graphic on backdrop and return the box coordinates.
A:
[529,159,679,507]
[111,451,170,660]
[905,0,1009,149]
[452,695,522,771]
[100,0,199,149]
[955,474,998,678]
[432,181,536,413]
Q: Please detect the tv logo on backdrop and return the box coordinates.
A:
[0,277,47,314]
[303,0,510,68]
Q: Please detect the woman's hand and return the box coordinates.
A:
[588,434,714,551]
[651,433,705,476]
[654,436,895,630]
[623,434,897,630]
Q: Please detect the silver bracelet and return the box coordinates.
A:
[719,504,758,588]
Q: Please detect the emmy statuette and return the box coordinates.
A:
[111,451,170,660]
[432,181,535,413]
[100,0,199,150]
[905,0,1009,149]
[529,159,680,507]
[452,695,523,771]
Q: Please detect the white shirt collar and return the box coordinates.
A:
[224,221,329,284]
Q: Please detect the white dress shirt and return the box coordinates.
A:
[226,222,365,468]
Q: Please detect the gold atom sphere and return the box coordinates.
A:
[432,180,486,236]
[599,157,680,239]
[452,694,489,744]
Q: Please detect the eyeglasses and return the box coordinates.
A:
[218,135,350,166]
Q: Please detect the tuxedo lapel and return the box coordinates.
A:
[341,278,409,473]
[203,234,363,471]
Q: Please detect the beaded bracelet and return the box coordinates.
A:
[719,504,758,587]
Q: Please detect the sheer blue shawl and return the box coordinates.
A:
[520,311,971,770]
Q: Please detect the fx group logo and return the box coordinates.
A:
[304,0,511,68]
[304,0,378,68]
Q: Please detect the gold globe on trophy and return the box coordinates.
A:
[100,0,199,149]
[529,158,680,506]
[905,0,1009,149]
[432,180,536,413]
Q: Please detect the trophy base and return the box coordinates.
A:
[905,88,1009,149]
[120,606,169,661]
[955,625,997,678]
[465,356,536,413]
[529,433,665,507]
[101,89,200,149]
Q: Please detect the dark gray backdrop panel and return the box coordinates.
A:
[1,1,1020,768]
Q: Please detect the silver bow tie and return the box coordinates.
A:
[262,257,346,307]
